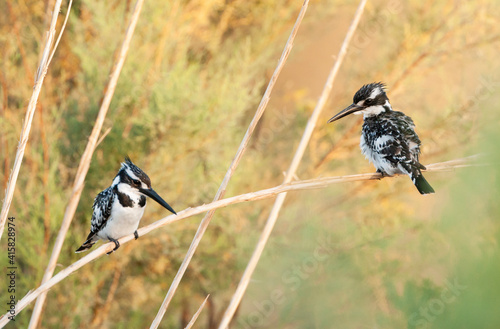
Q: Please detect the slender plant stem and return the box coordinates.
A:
[0,155,481,327]
[0,0,64,241]
[217,1,368,327]
[46,0,74,67]
[184,295,210,329]
[27,1,146,327]
[149,1,310,328]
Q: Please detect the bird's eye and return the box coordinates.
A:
[132,179,141,186]
[365,98,373,105]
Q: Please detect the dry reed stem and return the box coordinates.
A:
[0,0,64,241]
[149,2,311,328]
[27,1,146,327]
[217,1,368,327]
[184,295,210,329]
[0,155,481,327]
[47,0,74,66]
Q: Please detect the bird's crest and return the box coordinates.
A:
[353,82,387,104]
[121,157,151,186]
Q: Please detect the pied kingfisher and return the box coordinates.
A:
[76,157,177,253]
[328,82,435,195]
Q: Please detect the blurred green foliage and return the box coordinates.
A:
[1,0,500,328]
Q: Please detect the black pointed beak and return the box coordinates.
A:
[139,188,177,215]
[327,103,364,123]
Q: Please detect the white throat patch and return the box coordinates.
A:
[117,182,144,202]
[360,105,385,117]
[357,100,392,118]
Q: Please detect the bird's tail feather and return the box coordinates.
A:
[413,174,435,195]
[75,240,96,253]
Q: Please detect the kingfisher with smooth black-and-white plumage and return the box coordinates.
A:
[328,82,435,195]
[76,157,177,254]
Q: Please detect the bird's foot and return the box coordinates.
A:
[376,169,387,180]
[134,230,139,240]
[106,236,120,255]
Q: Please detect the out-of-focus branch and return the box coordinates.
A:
[0,0,65,241]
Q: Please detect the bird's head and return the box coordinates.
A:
[113,157,177,215]
[328,82,391,123]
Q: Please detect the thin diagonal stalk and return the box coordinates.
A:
[217,1,368,327]
[149,2,310,328]
[47,0,74,66]
[0,155,482,327]
[27,0,146,327]
[184,295,210,329]
[0,0,64,241]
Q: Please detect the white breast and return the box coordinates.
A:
[97,195,146,240]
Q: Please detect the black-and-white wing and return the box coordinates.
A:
[75,187,115,252]
[392,111,424,164]
[90,186,115,234]
[371,111,434,194]
[375,112,425,172]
